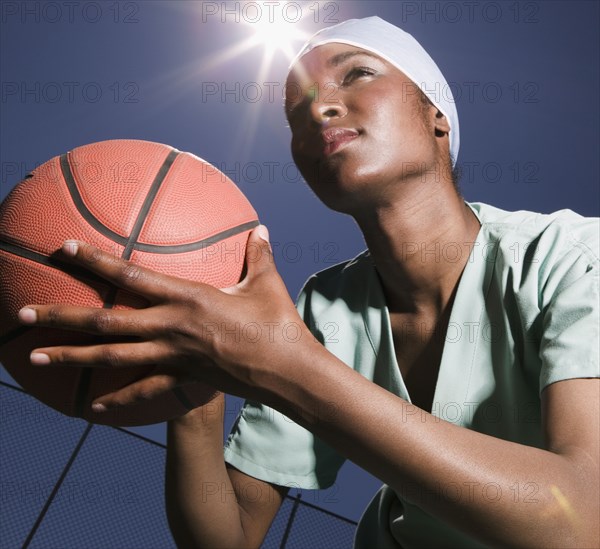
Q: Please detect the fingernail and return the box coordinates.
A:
[18,308,37,324]
[62,240,79,257]
[256,224,269,243]
[30,352,51,365]
[92,403,107,413]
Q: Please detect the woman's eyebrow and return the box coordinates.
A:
[327,50,382,67]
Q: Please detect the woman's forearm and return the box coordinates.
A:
[165,394,287,549]
[165,395,244,548]
[259,344,599,548]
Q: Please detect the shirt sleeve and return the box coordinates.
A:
[538,218,600,391]
[223,277,346,489]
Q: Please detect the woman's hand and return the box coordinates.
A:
[17,226,311,411]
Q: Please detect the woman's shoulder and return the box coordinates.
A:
[469,202,598,257]
[296,250,375,309]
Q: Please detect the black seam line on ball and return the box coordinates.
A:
[132,220,260,254]
[100,149,179,310]
[121,149,180,261]
[60,154,129,247]
[75,150,178,419]
[61,152,258,254]
[0,241,106,420]
[0,326,29,347]
[0,240,108,287]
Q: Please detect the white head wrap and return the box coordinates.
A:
[289,16,459,166]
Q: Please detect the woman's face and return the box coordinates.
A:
[285,43,440,214]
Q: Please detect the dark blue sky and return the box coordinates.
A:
[1,0,599,522]
[2,1,599,298]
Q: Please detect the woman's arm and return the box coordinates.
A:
[259,342,599,548]
[165,394,287,549]
[19,230,599,547]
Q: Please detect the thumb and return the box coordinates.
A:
[243,224,275,279]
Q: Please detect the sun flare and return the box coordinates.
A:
[245,4,310,59]
[248,10,308,61]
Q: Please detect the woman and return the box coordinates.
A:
[18,17,599,548]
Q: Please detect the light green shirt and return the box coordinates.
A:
[224,202,599,548]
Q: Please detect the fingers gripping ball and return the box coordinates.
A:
[0,139,259,426]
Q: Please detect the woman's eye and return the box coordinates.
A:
[343,67,376,85]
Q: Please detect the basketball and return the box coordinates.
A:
[0,139,259,426]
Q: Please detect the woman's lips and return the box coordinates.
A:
[321,127,359,156]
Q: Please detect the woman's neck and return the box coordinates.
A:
[354,182,481,317]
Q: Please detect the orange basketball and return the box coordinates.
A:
[0,139,259,426]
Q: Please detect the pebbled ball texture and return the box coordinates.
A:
[0,139,259,426]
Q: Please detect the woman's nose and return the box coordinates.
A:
[309,87,348,123]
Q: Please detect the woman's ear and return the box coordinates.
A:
[434,108,451,137]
